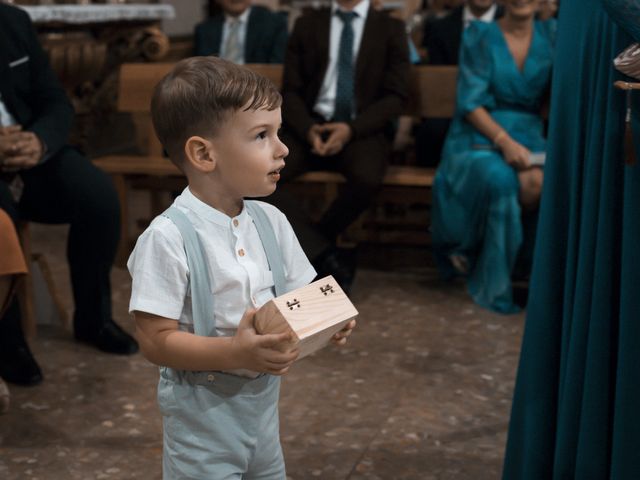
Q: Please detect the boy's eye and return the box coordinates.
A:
[256,131,267,140]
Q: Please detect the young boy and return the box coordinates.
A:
[127,57,356,479]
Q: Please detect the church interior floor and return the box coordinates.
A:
[0,194,525,480]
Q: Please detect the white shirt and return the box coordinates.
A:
[463,4,497,29]
[313,0,370,121]
[0,93,17,127]
[220,7,251,64]
[128,187,316,337]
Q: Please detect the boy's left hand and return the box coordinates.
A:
[331,319,356,346]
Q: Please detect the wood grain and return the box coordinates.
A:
[255,276,358,359]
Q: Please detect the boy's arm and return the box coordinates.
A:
[135,309,299,374]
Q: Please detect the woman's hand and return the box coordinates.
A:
[496,136,531,170]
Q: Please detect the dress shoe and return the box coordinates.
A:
[0,343,43,386]
[75,320,139,355]
[313,246,357,294]
[449,253,470,275]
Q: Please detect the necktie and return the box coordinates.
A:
[223,18,242,64]
[334,10,357,122]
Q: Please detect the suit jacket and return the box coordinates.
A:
[282,8,409,142]
[194,6,288,63]
[0,4,73,160]
[423,5,504,65]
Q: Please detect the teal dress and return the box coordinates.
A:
[431,20,555,314]
[503,0,640,478]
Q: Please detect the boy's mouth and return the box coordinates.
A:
[268,166,284,179]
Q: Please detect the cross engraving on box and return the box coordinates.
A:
[286,299,301,310]
[320,284,334,296]
[255,276,358,359]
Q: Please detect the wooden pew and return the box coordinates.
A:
[92,63,458,262]
[16,222,69,338]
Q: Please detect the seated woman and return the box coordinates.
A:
[431,0,555,313]
[0,209,28,413]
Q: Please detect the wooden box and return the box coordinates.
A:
[255,276,358,359]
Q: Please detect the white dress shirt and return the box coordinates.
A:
[128,187,316,336]
[463,3,498,29]
[0,93,17,127]
[313,0,370,121]
[220,7,251,64]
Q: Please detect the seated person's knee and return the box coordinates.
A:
[484,163,519,197]
[519,168,544,208]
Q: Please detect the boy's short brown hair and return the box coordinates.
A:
[150,56,282,166]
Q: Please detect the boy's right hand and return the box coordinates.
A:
[231,309,299,375]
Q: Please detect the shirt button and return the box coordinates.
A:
[207,374,215,383]
[233,219,239,227]
[238,248,245,257]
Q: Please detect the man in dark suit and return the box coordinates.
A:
[194,0,287,63]
[270,0,409,291]
[0,4,138,386]
[416,0,501,167]
[423,0,500,65]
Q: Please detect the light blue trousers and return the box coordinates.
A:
[158,368,285,480]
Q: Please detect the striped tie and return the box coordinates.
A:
[334,10,357,122]
[223,18,242,64]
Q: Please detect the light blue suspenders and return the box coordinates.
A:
[161,200,287,340]
[159,201,290,478]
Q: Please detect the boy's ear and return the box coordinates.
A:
[184,135,216,173]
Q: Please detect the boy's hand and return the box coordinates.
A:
[331,319,356,346]
[231,308,299,375]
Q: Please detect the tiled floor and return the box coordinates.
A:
[0,220,525,479]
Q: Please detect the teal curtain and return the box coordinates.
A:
[503,0,640,478]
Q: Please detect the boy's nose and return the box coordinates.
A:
[276,138,289,159]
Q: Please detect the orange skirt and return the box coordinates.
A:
[0,209,27,276]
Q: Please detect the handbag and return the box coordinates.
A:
[614,44,640,165]
[614,43,640,79]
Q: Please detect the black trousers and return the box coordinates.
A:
[267,130,389,259]
[414,118,451,168]
[0,146,120,345]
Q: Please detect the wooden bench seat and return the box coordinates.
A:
[93,155,435,187]
[92,62,457,262]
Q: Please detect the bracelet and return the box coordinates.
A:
[492,130,507,146]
